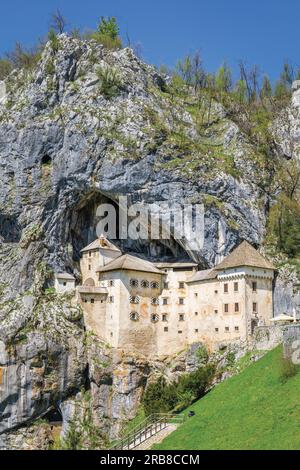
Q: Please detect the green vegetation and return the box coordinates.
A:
[90,16,122,50]
[52,391,108,450]
[154,347,300,450]
[96,65,122,99]
[143,362,215,416]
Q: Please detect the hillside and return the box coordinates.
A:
[154,346,300,450]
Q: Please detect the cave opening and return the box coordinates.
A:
[41,154,52,166]
[69,191,193,264]
[0,213,22,243]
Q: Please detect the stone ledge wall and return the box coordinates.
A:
[252,325,286,350]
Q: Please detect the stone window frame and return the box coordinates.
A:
[151,313,159,323]
[130,295,140,304]
[130,278,139,288]
[151,297,159,306]
[130,311,139,321]
[141,280,149,288]
[151,281,159,289]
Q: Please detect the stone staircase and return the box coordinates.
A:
[110,413,185,451]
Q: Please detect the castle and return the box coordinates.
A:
[56,237,275,356]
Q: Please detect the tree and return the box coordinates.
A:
[50,9,67,34]
[92,17,122,49]
[98,16,119,39]
[233,79,247,104]
[260,75,272,100]
[215,63,232,93]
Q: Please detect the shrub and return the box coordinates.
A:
[48,29,60,53]
[97,65,122,99]
[0,59,13,80]
[91,16,122,50]
[143,364,216,416]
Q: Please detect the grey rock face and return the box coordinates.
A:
[0,35,293,445]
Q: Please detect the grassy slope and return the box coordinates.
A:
[154,346,300,450]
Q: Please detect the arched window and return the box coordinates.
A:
[151,313,159,323]
[151,281,159,289]
[130,311,139,321]
[130,295,140,304]
[130,279,139,288]
[151,297,159,306]
[141,280,149,288]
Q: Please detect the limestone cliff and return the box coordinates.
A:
[0,34,297,447]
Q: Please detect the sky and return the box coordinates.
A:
[0,0,299,81]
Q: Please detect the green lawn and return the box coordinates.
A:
[154,346,300,450]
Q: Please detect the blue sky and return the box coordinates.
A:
[0,0,299,81]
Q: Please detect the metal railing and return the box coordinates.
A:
[110,413,185,450]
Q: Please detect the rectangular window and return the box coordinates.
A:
[179,298,184,305]
[162,314,167,322]
[225,326,229,332]
[253,302,257,313]
[194,292,198,297]
[214,309,218,314]
[163,282,169,289]
[179,313,184,321]
[195,311,198,316]
[89,251,92,257]
[214,290,218,294]
[162,298,168,305]
[91,298,95,304]
[88,265,91,271]
[109,296,114,303]
[195,329,199,333]
[235,326,239,331]
[224,303,229,313]
[224,283,228,293]
[63,282,67,286]
[234,302,239,312]
[252,281,257,292]
[164,327,168,332]
[109,280,115,287]
[179,282,185,289]
[215,327,219,332]
[178,330,183,334]
[234,282,238,292]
